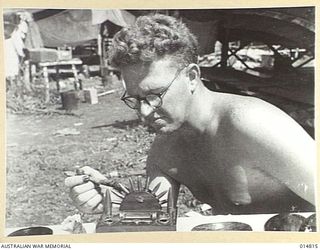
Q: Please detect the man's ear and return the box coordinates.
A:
[187,64,201,93]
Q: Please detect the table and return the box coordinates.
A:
[5,212,314,236]
[30,58,83,103]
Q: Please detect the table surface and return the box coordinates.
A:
[5,212,315,236]
[38,58,83,67]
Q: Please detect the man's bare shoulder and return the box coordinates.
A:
[224,95,280,121]
[223,95,299,131]
[221,94,313,146]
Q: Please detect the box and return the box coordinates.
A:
[84,88,98,104]
[57,49,72,61]
[28,48,58,63]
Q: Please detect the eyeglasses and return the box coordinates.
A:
[121,66,185,110]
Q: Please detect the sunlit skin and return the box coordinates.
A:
[65,56,315,214]
[123,56,316,214]
[121,59,193,134]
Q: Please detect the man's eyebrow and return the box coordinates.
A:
[148,88,163,94]
[126,85,165,98]
[132,88,162,97]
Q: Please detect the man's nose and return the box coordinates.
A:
[138,100,154,118]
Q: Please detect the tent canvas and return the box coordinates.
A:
[22,9,135,47]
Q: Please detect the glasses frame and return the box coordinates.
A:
[121,66,186,110]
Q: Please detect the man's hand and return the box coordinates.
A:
[64,166,106,214]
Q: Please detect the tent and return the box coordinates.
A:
[35,9,135,47]
[36,9,98,47]
[3,8,136,79]
[4,8,136,48]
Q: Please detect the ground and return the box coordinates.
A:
[5,77,200,229]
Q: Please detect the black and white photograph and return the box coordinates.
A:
[2,4,318,240]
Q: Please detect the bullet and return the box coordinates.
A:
[99,179,113,186]
[111,200,122,205]
[159,199,167,205]
[144,176,150,191]
[111,189,125,199]
[151,182,161,195]
[156,190,167,200]
[137,176,142,191]
[129,177,135,192]
[167,187,174,214]
[99,179,126,194]
[103,189,112,219]
[118,183,130,194]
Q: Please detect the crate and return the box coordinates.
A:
[84,88,98,104]
[28,48,58,63]
[57,49,72,61]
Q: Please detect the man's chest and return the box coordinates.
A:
[158,140,293,208]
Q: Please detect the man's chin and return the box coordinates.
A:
[143,118,181,134]
[152,123,180,134]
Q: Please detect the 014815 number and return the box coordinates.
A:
[300,244,318,248]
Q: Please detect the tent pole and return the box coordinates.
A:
[98,33,104,76]
[221,27,229,69]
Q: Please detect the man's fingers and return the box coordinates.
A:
[92,203,104,214]
[81,166,106,183]
[71,181,95,194]
[89,202,104,214]
[86,194,103,209]
[75,189,100,206]
[80,194,103,214]
[65,166,106,187]
[65,175,89,187]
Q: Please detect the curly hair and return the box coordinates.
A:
[108,14,199,68]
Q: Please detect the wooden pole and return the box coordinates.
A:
[221,27,229,69]
[42,66,50,103]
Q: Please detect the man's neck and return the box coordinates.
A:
[184,84,222,134]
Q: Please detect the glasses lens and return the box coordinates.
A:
[123,97,139,109]
[145,94,162,108]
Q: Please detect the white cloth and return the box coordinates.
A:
[4,24,28,77]
[4,38,20,77]
[91,9,135,26]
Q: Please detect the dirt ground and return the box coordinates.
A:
[5,77,199,229]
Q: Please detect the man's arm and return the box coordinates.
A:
[230,99,316,205]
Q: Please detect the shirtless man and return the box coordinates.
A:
[65,14,316,215]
